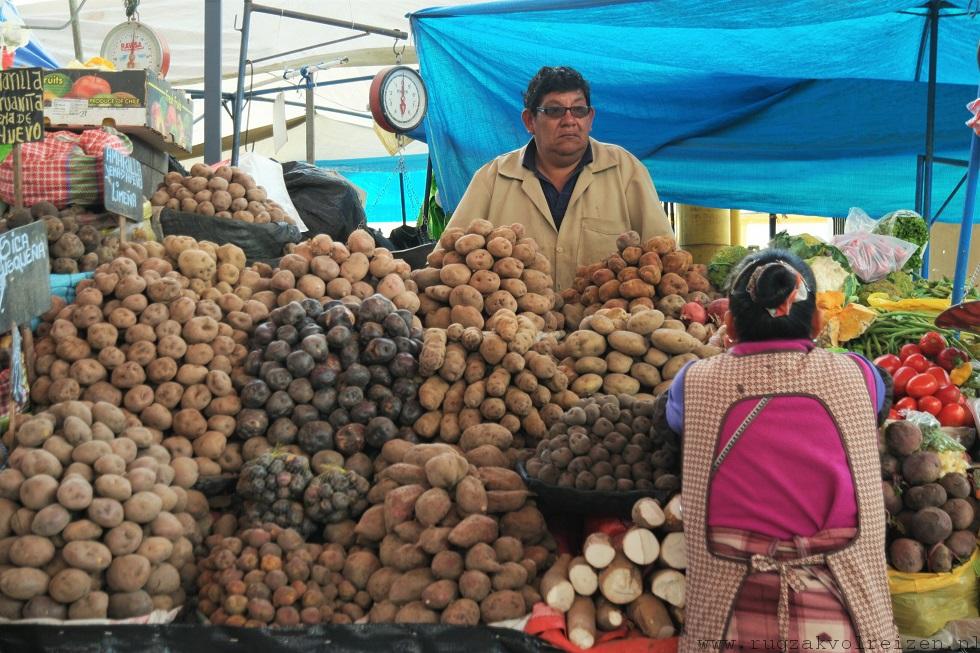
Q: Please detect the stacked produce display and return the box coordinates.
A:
[6,178,980,651]
[150,164,295,226]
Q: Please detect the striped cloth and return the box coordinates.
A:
[709,526,858,650]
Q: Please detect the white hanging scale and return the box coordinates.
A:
[101,18,171,78]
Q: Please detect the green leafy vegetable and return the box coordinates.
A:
[872,209,928,273]
[707,245,751,290]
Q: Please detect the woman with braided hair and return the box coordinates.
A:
[666,250,898,652]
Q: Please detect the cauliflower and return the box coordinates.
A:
[807,255,857,296]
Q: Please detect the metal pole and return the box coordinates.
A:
[204,0,222,164]
[305,74,315,164]
[399,171,407,226]
[231,0,253,166]
[920,0,940,275]
[951,46,980,304]
[769,213,777,240]
[67,0,84,60]
[247,3,407,40]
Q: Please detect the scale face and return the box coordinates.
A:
[370,66,427,134]
[100,20,170,77]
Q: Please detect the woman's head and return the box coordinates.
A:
[726,249,817,342]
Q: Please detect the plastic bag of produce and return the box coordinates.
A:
[888,548,979,638]
[831,208,918,282]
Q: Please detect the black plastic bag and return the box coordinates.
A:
[160,209,301,264]
[0,622,557,653]
[281,160,366,241]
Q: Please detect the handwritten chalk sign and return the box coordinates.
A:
[0,221,51,334]
[103,146,143,222]
[0,68,44,144]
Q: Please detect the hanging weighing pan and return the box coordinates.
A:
[935,300,980,333]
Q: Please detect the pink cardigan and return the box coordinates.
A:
[666,339,882,539]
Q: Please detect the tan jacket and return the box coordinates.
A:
[443,138,673,291]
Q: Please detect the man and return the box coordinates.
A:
[443,66,673,290]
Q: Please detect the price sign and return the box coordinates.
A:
[0,68,44,144]
[103,146,143,222]
[0,222,51,334]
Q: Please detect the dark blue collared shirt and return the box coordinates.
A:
[521,139,593,230]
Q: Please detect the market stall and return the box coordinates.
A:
[2,1,980,651]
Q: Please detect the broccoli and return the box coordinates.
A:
[707,245,750,290]
[856,271,915,304]
[872,210,928,273]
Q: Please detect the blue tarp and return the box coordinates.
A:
[411,1,980,222]
[317,154,428,224]
[1,2,60,69]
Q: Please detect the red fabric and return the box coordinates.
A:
[584,516,629,537]
[0,128,132,208]
[709,526,857,650]
[525,602,679,653]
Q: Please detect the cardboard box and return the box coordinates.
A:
[41,69,192,155]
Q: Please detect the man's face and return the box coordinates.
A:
[522,89,594,162]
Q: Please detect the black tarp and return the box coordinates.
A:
[160,209,302,264]
[0,623,557,653]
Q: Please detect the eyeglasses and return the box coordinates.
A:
[534,105,591,119]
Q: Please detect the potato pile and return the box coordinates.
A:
[415,312,577,455]
[234,294,424,462]
[413,219,564,332]
[0,402,211,620]
[353,440,555,625]
[524,393,680,493]
[560,232,714,330]
[32,236,257,478]
[881,421,978,573]
[266,230,419,314]
[196,522,377,626]
[150,164,294,225]
[555,306,720,398]
[2,203,131,274]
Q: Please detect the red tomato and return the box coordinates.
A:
[935,384,962,405]
[903,353,930,373]
[906,373,940,398]
[873,354,902,376]
[918,396,943,416]
[899,344,923,361]
[892,366,917,395]
[888,409,902,420]
[938,404,973,428]
[894,396,918,412]
[918,331,948,357]
[925,366,951,387]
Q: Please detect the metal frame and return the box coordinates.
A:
[204,0,222,163]
[230,0,408,166]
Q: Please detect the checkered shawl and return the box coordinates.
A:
[678,347,898,652]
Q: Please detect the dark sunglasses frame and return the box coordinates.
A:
[534,105,592,119]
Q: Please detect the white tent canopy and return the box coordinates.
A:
[11,0,482,159]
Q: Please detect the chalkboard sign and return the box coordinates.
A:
[0,221,51,334]
[0,68,44,144]
[103,146,143,221]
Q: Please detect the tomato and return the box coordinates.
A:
[938,404,973,428]
[935,384,962,405]
[892,366,917,395]
[888,409,902,420]
[899,344,923,361]
[918,395,943,415]
[918,332,948,357]
[873,354,902,376]
[903,353,930,373]
[925,366,951,387]
[906,373,940,398]
[895,396,918,412]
